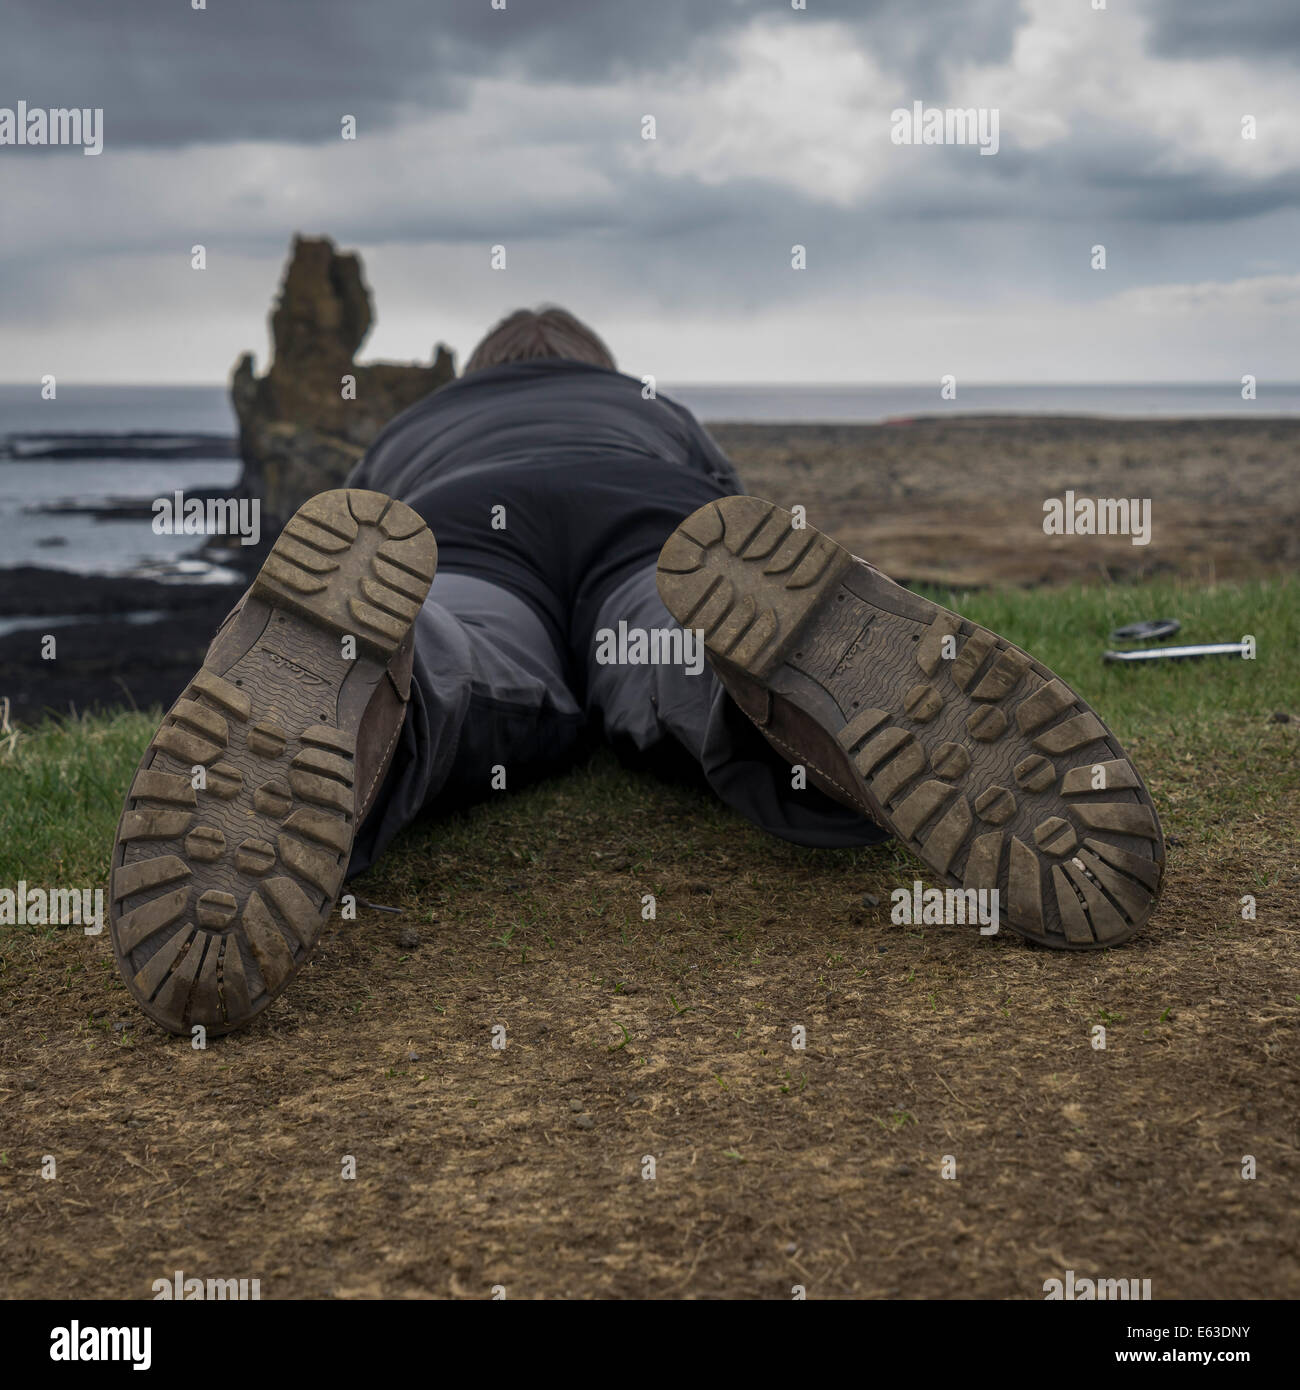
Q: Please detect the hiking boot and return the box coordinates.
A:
[657,496,1164,947]
[108,489,436,1035]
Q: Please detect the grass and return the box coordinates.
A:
[936,573,1300,858]
[930,574,1297,728]
[0,708,158,890]
[1,573,1295,906]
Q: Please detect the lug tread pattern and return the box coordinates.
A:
[658,496,1166,950]
[251,489,436,659]
[109,490,436,1036]
[656,496,853,677]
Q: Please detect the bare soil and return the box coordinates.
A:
[712,415,1300,587]
[2,749,1296,1300]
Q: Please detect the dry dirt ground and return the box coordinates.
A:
[1,417,1297,1300]
[2,750,1296,1301]
[715,416,1300,588]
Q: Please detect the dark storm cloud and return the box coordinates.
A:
[946,123,1300,227]
[3,0,1024,149]
[1145,0,1300,63]
[1061,148,1300,224]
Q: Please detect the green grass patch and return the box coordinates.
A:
[922,574,1298,730]
[0,709,157,890]
[927,574,1299,854]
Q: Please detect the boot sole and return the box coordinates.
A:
[108,489,436,1035]
[657,496,1165,948]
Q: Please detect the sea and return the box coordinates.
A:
[2,381,1297,577]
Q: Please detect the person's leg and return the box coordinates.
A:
[349,570,585,876]
[580,563,889,849]
[656,496,1166,949]
[108,489,586,1037]
[108,489,440,1037]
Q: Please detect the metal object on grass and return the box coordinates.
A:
[1109,618,1181,643]
[1103,642,1249,663]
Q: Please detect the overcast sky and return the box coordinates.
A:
[2,0,1297,384]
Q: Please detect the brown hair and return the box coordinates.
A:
[463,306,615,374]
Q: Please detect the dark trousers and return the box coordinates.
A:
[342,360,887,876]
[348,562,888,878]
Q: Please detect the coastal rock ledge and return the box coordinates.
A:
[230,235,455,523]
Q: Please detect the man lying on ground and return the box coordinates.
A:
[107,307,1166,1034]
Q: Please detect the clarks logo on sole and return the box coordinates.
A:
[256,646,326,685]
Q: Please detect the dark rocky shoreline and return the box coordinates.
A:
[0,548,262,724]
[1,235,457,725]
[0,445,253,722]
[26,481,243,523]
[0,431,238,462]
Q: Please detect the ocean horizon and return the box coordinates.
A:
[2,381,1300,436]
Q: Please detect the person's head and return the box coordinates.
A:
[463,305,616,375]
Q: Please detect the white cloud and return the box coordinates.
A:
[640,18,905,206]
[960,0,1300,173]
[1112,271,1300,313]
